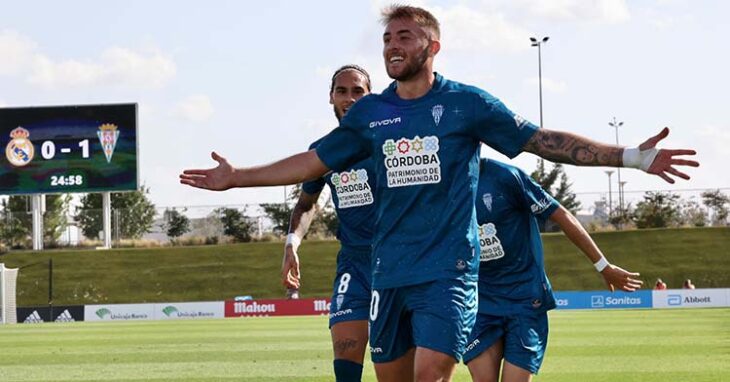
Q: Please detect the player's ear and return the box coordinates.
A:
[429,39,441,56]
[329,92,334,105]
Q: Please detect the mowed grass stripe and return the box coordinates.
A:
[0,309,728,382]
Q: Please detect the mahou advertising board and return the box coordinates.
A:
[225,298,332,318]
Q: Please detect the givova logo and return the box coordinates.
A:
[330,168,374,209]
[382,136,441,188]
[162,306,179,317]
[96,308,111,319]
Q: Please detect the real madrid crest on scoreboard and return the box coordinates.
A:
[5,127,35,167]
[0,104,137,195]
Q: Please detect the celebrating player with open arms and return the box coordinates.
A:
[282,65,376,382]
[181,5,697,381]
[463,158,642,382]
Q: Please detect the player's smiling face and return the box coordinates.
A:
[330,70,369,121]
[382,18,437,81]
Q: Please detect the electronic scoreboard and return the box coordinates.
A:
[1,104,138,195]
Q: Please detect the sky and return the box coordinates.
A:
[1,0,727,213]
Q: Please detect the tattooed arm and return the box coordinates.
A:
[522,127,699,183]
[523,128,622,166]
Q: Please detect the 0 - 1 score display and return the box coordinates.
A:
[1,104,138,195]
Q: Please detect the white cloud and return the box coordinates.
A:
[433,5,532,53]
[524,76,568,93]
[173,95,214,123]
[0,30,37,76]
[520,0,631,24]
[28,47,176,89]
[0,29,175,89]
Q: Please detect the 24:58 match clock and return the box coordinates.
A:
[0,103,138,195]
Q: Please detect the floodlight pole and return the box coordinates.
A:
[605,171,614,217]
[530,36,550,128]
[609,117,625,215]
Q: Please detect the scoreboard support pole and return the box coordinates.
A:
[31,194,44,251]
[101,192,112,249]
[102,192,112,249]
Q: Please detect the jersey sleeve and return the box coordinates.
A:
[514,168,560,221]
[470,90,539,159]
[302,140,327,195]
[315,105,371,172]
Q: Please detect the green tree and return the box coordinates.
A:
[75,186,156,240]
[678,198,707,227]
[44,194,72,247]
[164,208,190,242]
[701,189,729,226]
[632,191,681,229]
[261,203,292,235]
[530,159,582,231]
[0,196,31,248]
[215,207,253,242]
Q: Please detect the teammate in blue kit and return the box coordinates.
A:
[281,65,375,382]
[180,5,698,381]
[464,158,642,382]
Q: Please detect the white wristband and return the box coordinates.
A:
[593,257,609,272]
[286,233,301,249]
[622,147,659,172]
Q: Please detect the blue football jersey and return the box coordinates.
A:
[302,135,376,252]
[316,73,538,288]
[475,159,559,315]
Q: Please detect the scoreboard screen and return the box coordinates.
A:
[1,104,138,195]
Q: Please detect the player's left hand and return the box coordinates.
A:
[600,264,643,292]
[636,127,699,183]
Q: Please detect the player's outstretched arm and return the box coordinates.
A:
[549,205,643,292]
[523,127,698,183]
[281,191,321,289]
[179,150,330,190]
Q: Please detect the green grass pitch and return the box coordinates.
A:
[1,308,728,381]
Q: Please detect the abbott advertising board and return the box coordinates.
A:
[553,290,652,310]
[225,298,331,317]
[155,302,224,320]
[652,288,729,309]
[85,303,155,322]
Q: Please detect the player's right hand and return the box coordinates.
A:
[281,245,301,289]
[179,151,236,191]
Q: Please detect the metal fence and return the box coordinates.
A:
[0,187,728,251]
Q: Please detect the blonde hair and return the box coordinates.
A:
[380,4,440,39]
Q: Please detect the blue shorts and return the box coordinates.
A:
[329,249,371,328]
[462,312,549,374]
[368,277,477,363]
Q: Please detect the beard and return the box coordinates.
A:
[333,105,343,122]
[387,45,430,81]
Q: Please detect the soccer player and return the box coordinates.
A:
[281,64,375,382]
[463,158,642,382]
[180,5,698,381]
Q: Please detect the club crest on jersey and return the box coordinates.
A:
[97,123,120,163]
[482,193,493,212]
[329,168,373,209]
[382,135,441,188]
[5,127,34,167]
[431,104,444,126]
